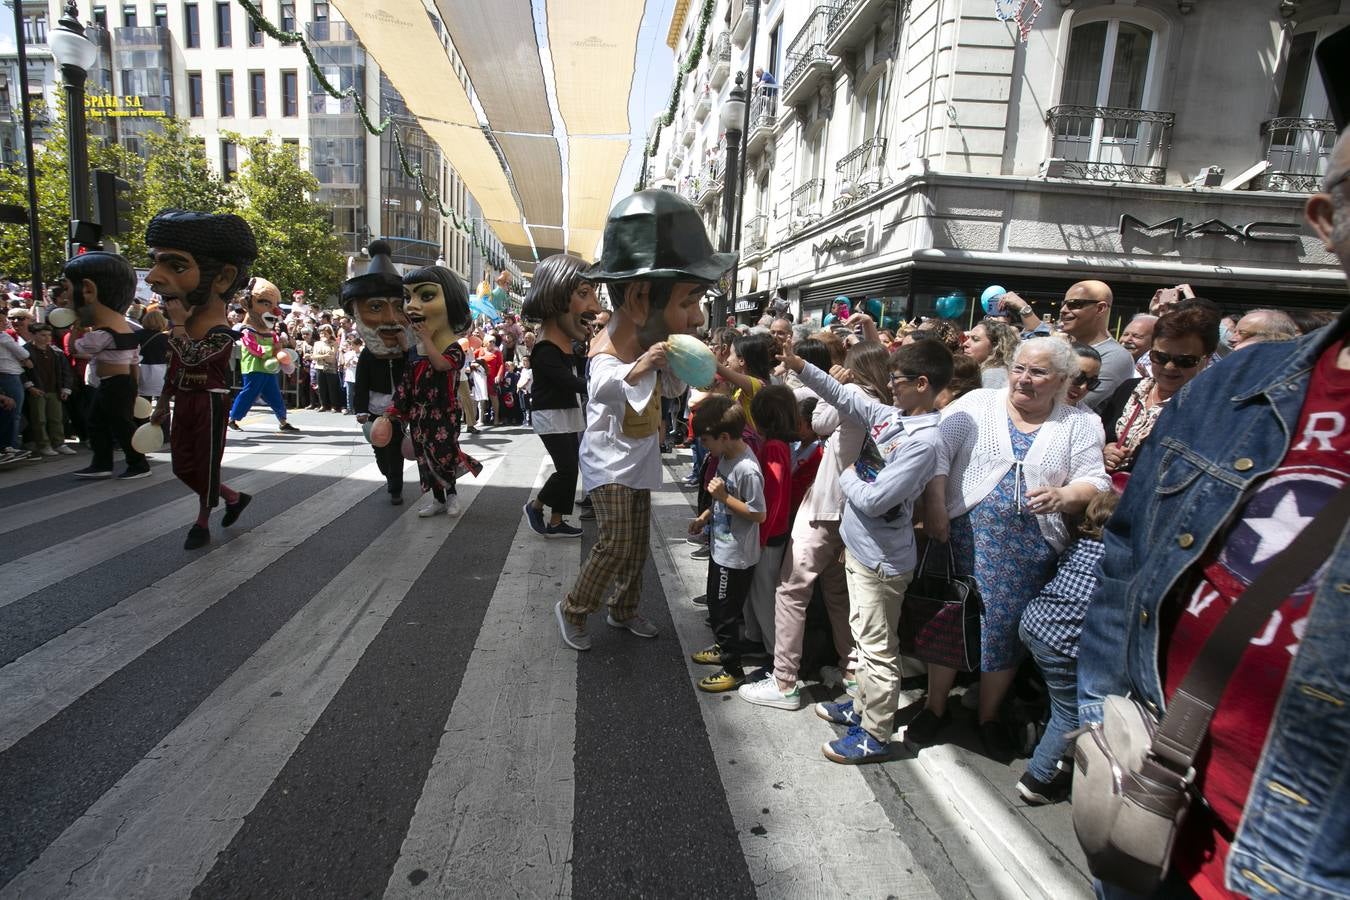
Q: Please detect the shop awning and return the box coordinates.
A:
[330,0,646,265]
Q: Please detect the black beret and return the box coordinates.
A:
[340,240,403,311]
[145,209,258,265]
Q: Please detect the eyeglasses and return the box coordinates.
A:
[1149,349,1203,369]
[1062,298,1100,311]
[889,372,917,384]
[1009,364,1054,379]
[1070,372,1101,390]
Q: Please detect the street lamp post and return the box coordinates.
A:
[48,0,100,257]
[717,74,746,327]
[723,0,762,326]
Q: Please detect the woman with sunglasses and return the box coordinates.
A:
[1099,305,1220,474]
[1065,343,1103,409]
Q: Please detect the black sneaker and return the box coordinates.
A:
[222,492,252,527]
[1017,767,1072,805]
[979,720,1018,763]
[227,420,242,431]
[903,707,950,746]
[277,421,301,433]
[73,465,113,478]
[390,493,403,505]
[689,544,710,560]
[184,524,210,550]
[523,501,547,535]
[544,520,583,539]
[117,466,152,480]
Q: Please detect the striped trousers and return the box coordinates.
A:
[562,483,651,624]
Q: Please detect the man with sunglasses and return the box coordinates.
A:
[1078,127,1350,899]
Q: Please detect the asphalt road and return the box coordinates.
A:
[0,409,1090,899]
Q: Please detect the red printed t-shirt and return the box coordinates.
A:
[756,437,791,546]
[1164,338,1350,899]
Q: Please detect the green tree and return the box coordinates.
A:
[0,97,144,283]
[140,116,236,224]
[227,133,345,304]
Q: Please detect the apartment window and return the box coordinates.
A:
[1060,19,1156,111]
[852,73,885,145]
[122,4,137,27]
[221,140,238,181]
[312,0,327,20]
[215,1,231,46]
[183,3,199,46]
[22,11,48,43]
[281,69,298,117]
[187,71,203,116]
[279,0,294,31]
[249,70,265,117]
[153,2,166,27]
[247,14,262,45]
[93,6,107,27]
[218,70,234,116]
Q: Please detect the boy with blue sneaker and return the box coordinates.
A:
[779,340,952,764]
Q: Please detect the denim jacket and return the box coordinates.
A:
[1077,305,1350,899]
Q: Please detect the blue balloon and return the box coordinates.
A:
[980,285,1006,314]
[935,293,967,319]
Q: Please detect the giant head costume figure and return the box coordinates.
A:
[341,240,408,357]
[583,190,734,349]
[521,253,601,345]
[144,209,259,313]
[63,251,138,328]
[240,276,282,332]
[402,264,473,355]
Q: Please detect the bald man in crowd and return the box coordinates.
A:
[1014,279,1133,407]
[1228,308,1299,352]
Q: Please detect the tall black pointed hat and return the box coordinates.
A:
[585,190,736,284]
[341,240,403,312]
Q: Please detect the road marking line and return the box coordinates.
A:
[0,452,388,753]
[384,454,579,900]
[647,471,941,899]
[0,455,508,900]
[0,443,370,609]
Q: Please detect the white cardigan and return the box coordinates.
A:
[936,388,1109,552]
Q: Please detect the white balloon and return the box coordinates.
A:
[47,307,76,328]
[133,396,153,419]
[131,422,164,454]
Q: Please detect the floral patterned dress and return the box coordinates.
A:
[391,343,482,495]
[949,418,1059,671]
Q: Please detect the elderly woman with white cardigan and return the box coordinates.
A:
[914,337,1109,758]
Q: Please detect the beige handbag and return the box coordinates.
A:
[1071,486,1349,894]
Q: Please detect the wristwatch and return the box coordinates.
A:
[1017,305,1033,317]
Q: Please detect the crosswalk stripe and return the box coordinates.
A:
[0,454,508,899]
[0,453,387,753]
[384,457,580,899]
[0,442,366,609]
[646,468,942,899]
[0,439,276,536]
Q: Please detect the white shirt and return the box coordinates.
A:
[0,331,28,375]
[579,354,683,493]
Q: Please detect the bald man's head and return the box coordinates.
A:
[1306,126,1350,282]
[1059,280,1114,341]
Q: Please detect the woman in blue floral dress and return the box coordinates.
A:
[911,337,1109,757]
[388,266,482,518]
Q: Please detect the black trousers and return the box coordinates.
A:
[373,419,404,496]
[537,430,580,515]
[706,559,754,675]
[89,373,147,471]
[317,371,343,410]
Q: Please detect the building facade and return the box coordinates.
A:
[0,0,518,295]
[654,0,1345,330]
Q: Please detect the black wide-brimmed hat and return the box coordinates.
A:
[341,240,403,312]
[585,190,736,284]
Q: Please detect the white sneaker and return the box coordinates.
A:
[418,500,447,517]
[55,444,78,455]
[738,677,803,710]
[445,496,461,516]
[39,447,59,457]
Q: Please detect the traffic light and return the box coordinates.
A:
[92,170,133,239]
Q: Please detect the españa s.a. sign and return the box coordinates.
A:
[85,95,167,119]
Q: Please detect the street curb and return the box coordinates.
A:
[916,744,1093,899]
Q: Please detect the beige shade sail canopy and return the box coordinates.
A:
[330,0,648,268]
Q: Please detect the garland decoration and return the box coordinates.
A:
[234,0,524,283]
[640,0,718,184]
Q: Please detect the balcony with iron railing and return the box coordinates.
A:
[699,157,724,204]
[731,0,757,46]
[694,86,712,123]
[742,214,768,256]
[709,32,732,90]
[1045,105,1175,185]
[782,6,836,107]
[833,136,887,210]
[825,0,891,56]
[680,112,696,146]
[672,142,687,168]
[306,20,356,43]
[1251,117,1337,193]
[680,176,701,204]
[790,178,825,230]
[747,89,776,155]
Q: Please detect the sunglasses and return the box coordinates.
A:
[1071,372,1101,390]
[1149,349,1203,369]
[1062,298,1100,311]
